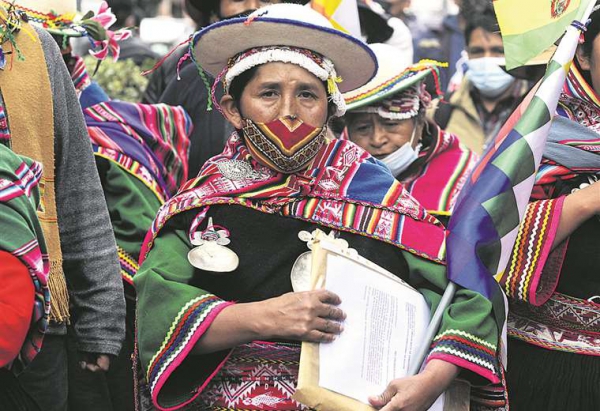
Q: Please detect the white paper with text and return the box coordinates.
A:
[319,253,443,410]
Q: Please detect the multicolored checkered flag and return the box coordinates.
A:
[446,1,597,325]
[410,0,597,376]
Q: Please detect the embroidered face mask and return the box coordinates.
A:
[242,116,327,174]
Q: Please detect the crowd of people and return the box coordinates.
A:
[0,1,598,411]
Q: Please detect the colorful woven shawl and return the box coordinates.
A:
[532,64,600,199]
[141,133,447,264]
[0,146,50,373]
[400,123,478,214]
[84,100,192,203]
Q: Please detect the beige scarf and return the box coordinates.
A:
[0,24,70,323]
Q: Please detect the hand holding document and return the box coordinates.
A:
[293,230,444,411]
[320,252,433,404]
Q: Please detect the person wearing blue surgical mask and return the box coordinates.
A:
[344,44,479,222]
[428,11,533,155]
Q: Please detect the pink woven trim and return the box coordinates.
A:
[529,195,566,306]
[426,353,501,385]
[152,301,235,411]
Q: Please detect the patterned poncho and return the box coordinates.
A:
[141,133,447,264]
[136,133,507,410]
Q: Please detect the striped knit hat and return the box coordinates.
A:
[344,43,445,118]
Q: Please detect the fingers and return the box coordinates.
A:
[369,383,397,409]
[83,362,102,373]
[79,354,111,373]
[305,290,345,320]
[316,289,342,305]
[321,302,346,321]
[294,290,345,319]
[96,354,111,372]
[304,329,337,343]
[315,317,344,334]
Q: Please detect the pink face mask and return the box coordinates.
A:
[242,116,327,174]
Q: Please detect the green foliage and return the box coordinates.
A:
[83,56,156,102]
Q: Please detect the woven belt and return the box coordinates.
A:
[508,292,600,356]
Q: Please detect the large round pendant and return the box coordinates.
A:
[290,251,312,292]
[187,242,239,272]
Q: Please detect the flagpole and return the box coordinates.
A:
[408,281,457,375]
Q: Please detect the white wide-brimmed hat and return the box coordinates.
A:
[344,43,441,111]
[192,3,377,94]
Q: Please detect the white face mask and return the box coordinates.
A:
[467,57,516,98]
[380,125,420,177]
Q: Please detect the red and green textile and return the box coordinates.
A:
[531,64,600,199]
[401,124,478,214]
[0,146,50,373]
[96,158,163,288]
[142,133,447,264]
[494,0,595,70]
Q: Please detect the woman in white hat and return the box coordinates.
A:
[135,4,502,410]
[343,43,479,223]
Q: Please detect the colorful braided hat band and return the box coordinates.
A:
[351,84,431,120]
[344,43,446,114]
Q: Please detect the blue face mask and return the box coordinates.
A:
[380,125,420,177]
[467,57,516,99]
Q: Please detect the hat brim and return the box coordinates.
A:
[193,17,377,93]
[345,69,432,111]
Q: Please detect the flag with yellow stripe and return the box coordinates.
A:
[310,0,361,38]
[494,0,594,70]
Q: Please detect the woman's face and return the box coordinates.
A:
[222,62,329,128]
[346,113,421,159]
[577,34,600,95]
[219,0,279,18]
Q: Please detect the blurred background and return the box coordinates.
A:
[77,0,459,56]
